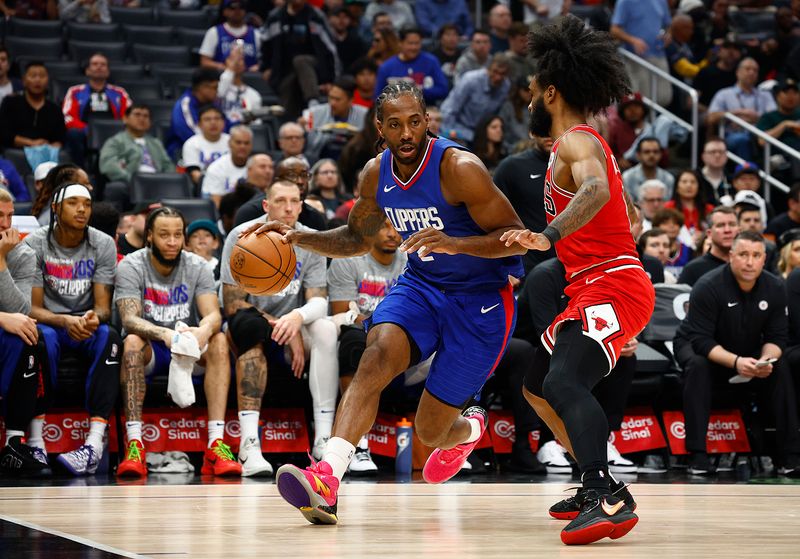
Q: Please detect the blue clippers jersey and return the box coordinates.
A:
[377,137,523,290]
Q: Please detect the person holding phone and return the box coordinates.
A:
[673,231,800,477]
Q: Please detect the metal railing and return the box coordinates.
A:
[617,48,700,169]
[718,113,798,202]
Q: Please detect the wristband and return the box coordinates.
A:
[734,356,740,370]
[541,226,561,247]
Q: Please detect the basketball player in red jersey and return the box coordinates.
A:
[501,16,655,545]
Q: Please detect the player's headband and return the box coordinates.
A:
[55,184,92,203]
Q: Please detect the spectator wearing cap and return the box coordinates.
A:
[693,39,741,111]
[166,68,225,160]
[186,219,222,282]
[414,0,473,40]
[0,154,28,202]
[722,162,776,223]
[364,0,415,35]
[329,6,367,73]
[200,0,261,73]
[757,78,800,153]
[33,162,58,197]
[707,58,776,160]
[118,201,161,257]
[732,189,769,232]
[766,183,800,241]
[373,28,449,105]
[677,205,739,286]
[99,104,173,185]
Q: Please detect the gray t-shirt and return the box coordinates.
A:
[220,219,327,318]
[114,248,215,330]
[327,251,407,315]
[24,226,116,315]
[0,242,37,314]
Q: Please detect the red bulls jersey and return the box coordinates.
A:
[544,124,640,281]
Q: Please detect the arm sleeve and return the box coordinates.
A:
[326,258,358,302]
[610,0,628,27]
[686,281,722,356]
[92,233,117,285]
[62,87,86,130]
[763,92,777,113]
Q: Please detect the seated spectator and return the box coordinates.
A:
[607,93,649,169]
[185,218,221,282]
[63,54,131,168]
[638,228,677,282]
[707,58,776,160]
[202,125,253,206]
[673,231,800,476]
[217,48,262,125]
[373,28,449,105]
[472,115,506,174]
[778,229,800,278]
[653,207,693,278]
[364,0,415,33]
[0,61,65,151]
[303,76,369,162]
[236,152,274,195]
[117,200,162,257]
[0,155,28,202]
[339,106,379,191]
[415,0,472,39]
[678,206,739,285]
[221,179,339,466]
[350,57,378,110]
[99,104,173,185]
[522,0,569,26]
[427,105,442,135]
[696,136,731,203]
[30,163,91,226]
[0,47,21,106]
[440,53,510,144]
[276,122,309,166]
[166,68,223,160]
[665,14,709,81]
[721,162,775,223]
[0,0,58,20]
[487,4,511,54]
[200,0,261,72]
[32,162,58,197]
[182,106,230,186]
[736,197,778,272]
[499,76,532,153]
[453,29,491,85]
[367,27,401,66]
[431,23,463,88]
[621,137,675,200]
[638,179,667,232]
[58,0,110,23]
[368,10,395,38]
[505,22,536,86]
[693,39,741,113]
[329,6,366,73]
[756,78,800,154]
[308,159,352,220]
[261,0,339,120]
[665,169,714,241]
[766,183,800,241]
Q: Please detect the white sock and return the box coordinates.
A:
[463,417,482,444]
[322,437,355,480]
[85,419,107,451]
[308,320,338,444]
[5,430,25,445]
[28,415,45,448]
[357,436,369,450]
[208,420,225,446]
[126,421,142,443]
[313,409,334,444]
[238,410,260,441]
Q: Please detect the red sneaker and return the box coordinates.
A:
[117,440,147,478]
[423,406,487,484]
[276,459,340,525]
[201,439,242,476]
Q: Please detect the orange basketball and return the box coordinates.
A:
[230,230,297,296]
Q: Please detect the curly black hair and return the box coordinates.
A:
[528,15,631,115]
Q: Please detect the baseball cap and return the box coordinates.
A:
[223,0,245,8]
[733,190,765,210]
[33,161,58,182]
[129,200,162,216]
[187,218,220,239]
[619,92,645,110]
[773,77,799,94]
[733,161,760,179]
[779,228,800,248]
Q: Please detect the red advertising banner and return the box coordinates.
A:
[367,412,400,458]
[608,407,667,454]
[663,409,751,454]
[489,411,515,454]
[10,411,123,454]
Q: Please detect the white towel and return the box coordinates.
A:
[167,322,200,408]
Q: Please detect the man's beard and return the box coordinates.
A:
[151,244,181,268]
[528,96,553,138]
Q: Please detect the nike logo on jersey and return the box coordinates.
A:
[727,302,739,307]
[530,174,542,179]
[586,276,603,285]
[23,371,37,378]
[105,359,120,366]
[383,184,398,193]
[481,304,500,314]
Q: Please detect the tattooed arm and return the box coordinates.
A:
[222,283,253,318]
[116,297,174,346]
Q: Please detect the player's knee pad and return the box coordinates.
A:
[338,326,367,377]
[229,307,272,354]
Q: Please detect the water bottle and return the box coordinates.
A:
[395,417,413,476]
[735,455,751,482]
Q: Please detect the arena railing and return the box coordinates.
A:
[718,112,797,202]
[617,48,700,170]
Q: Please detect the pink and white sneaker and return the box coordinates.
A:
[423,406,487,484]
[276,458,340,525]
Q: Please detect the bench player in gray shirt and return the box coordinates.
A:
[221,179,338,476]
[24,183,121,477]
[0,189,51,476]
[115,207,239,479]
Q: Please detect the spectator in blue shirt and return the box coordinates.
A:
[166,68,227,160]
[0,157,28,202]
[414,0,473,39]
[373,28,449,104]
[439,53,511,143]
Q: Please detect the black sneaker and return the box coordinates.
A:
[777,454,800,478]
[560,489,639,545]
[506,443,547,474]
[688,452,716,476]
[0,436,52,477]
[549,479,637,520]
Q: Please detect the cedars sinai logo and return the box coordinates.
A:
[225,420,241,438]
[142,423,160,443]
[42,423,62,443]
[494,420,515,440]
[670,420,686,439]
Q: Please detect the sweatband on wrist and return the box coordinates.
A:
[295,297,328,324]
[541,226,561,246]
[734,356,740,370]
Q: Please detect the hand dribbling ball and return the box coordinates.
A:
[230,231,296,296]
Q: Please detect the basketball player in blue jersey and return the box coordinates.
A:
[243,81,527,525]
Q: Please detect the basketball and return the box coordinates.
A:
[229,231,296,296]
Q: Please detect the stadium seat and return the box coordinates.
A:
[38,60,82,81]
[69,41,128,65]
[133,44,192,69]
[3,149,32,176]
[160,198,218,224]
[158,9,212,30]
[13,201,33,216]
[150,64,196,99]
[119,79,163,102]
[241,72,278,100]
[50,78,79,104]
[250,123,277,154]
[177,28,207,51]
[123,24,175,47]
[67,22,122,43]
[110,64,148,82]
[9,18,63,38]
[88,119,126,151]
[146,100,177,127]
[5,37,63,61]
[109,6,156,25]
[131,173,192,202]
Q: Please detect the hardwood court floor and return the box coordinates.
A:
[1,481,799,558]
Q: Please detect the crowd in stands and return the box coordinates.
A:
[2,0,800,480]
